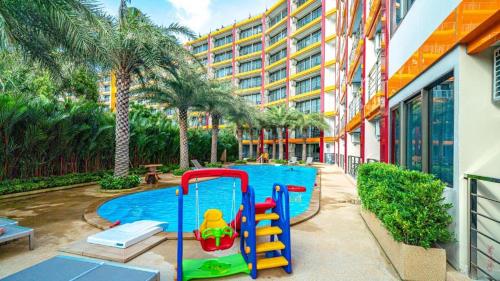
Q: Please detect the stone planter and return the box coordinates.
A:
[360,208,446,281]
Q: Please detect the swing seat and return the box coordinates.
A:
[194,229,238,252]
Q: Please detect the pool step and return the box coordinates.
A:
[256,241,285,253]
[255,213,279,221]
[256,256,289,270]
[256,226,282,237]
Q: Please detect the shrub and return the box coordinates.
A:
[158,166,170,173]
[130,167,148,176]
[233,160,247,164]
[246,158,256,162]
[172,168,190,176]
[298,160,305,164]
[272,159,287,164]
[357,162,453,248]
[99,175,141,190]
[205,162,223,168]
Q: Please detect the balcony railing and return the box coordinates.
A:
[368,52,383,99]
[339,153,345,169]
[348,32,361,65]
[325,153,335,164]
[348,94,361,120]
[466,174,500,280]
[347,155,361,178]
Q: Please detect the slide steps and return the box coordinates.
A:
[256,256,289,270]
[256,241,285,253]
[256,226,282,236]
[255,213,279,221]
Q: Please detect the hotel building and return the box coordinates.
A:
[186,0,500,278]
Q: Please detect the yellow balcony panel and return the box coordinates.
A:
[235,69,261,79]
[242,140,259,145]
[290,65,321,80]
[326,8,337,17]
[236,14,263,28]
[326,34,337,43]
[194,50,208,58]
[236,86,261,95]
[236,33,262,45]
[216,75,232,82]
[348,0,361,36]
[265,78,287,90]
[290,89,320,102]
[290,41,321,59]
[291,17,321,38]
[236,51,261,62]
[364,0,381,39]
[266,57,287,71]
[324,136,338,143]
[325,59,336,68]
[291,0,316,17]
[266,17,288,35]
[288,137,321,144]
[265,37,287,53]
[264,98,287,107]
[211,42,232,53]
[212,25,233,37]
[364,91,383,120]
[187,35,209,46]
[324,85,336,93]
[324,110,338,118]
[347,112,361,132]
[347,39,364,83]
[265,0,286,16]
[210,59,232,68]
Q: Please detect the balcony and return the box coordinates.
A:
[347,32,363,83]
[364,0,382,39]
[291,0,316,17]
[364,54,384,120]
[347,0,360,36]
[347,93,361,131]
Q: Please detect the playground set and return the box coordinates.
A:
[176,168,305,280]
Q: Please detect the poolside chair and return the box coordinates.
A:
[0,224,34,250]
[2,255,160,281]
[0,217,18,226]
[288,156,298,165]
[191,159,203,170]
[306,157,314,165]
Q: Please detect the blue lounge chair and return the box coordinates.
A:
[0,217,17,226]
[2,255,160,281]
[0,224,34,250]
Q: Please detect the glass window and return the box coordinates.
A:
[239,76,262,89]
[240,42,262,55]
[269,8,288,27]
[297,52,321,72]
[391,0,416,32]
[193,43,208,54]
[296,98,320,113]
[406,95,422,171]
[296,75,321,95]
[297,29,321,50]
[239,59,262,73]
[213,50,232,62]
[268,87,287,102]
[297,6,322,28]
[269,28,287,45]
[215,66,233,78]
[297,0,308,7]
[391,107,400,165]
[214,34,233,47]
[429,76,454,186]
[243,93,261,105]
[240,24,262,39]
[269,48,287,64]
[269,68,286,83]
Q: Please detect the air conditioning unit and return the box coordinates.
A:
[494,47,500,102]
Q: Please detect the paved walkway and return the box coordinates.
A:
[0,165,399,280]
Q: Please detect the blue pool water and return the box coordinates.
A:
[98,165,317,232]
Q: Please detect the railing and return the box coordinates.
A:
[339,153,345,169]
[466,174,500,281]
[368,52,383,99]
[348,94,361,120]
[348,32,361,64]
[366,158,379,163]
[347,155,361,178]
[325,153,335,164]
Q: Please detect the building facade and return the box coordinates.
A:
[187,0,500,278]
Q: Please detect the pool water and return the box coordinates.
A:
[98,165,317,232]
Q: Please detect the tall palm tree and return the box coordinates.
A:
[264,105,299,160]
[135,64,206,169]
[99,1,193,176]
[226,97,257,160]
[292,112,329,161]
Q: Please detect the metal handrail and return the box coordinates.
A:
[465,174,500,280]
[368,52,382,99]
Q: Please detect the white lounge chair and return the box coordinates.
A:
[306,157,314,165]
[87,220,167,249]
[288,157,298,165]
[190,159,203,169]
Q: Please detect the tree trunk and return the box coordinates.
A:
[272,129,276,160]
[277,127,283,160]
[114,70,131,177]
[302,128,308,161]
[178,108,189,169]
[248,129,254,159]
[210,114,220,163]
[236,127,243,160]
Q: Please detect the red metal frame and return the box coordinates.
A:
[319,0,327,163]
[380,0,390,163]
[180,168,249,194]
[360,0,366,163]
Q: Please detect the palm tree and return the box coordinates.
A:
[226,97,257,160]
[99,1,193,176]
[264,105,299,160]
[135,64,206,169]
[292,112,329,161]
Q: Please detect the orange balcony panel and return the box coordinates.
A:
[348,39,364,83]
[347,0,360,36]
[364,0,382,39]
[242,140,259,145]
[364,93,383,120]
[347,112,362,132]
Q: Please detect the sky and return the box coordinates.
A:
[99,0,276,37]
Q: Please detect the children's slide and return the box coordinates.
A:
[230,197,276,231]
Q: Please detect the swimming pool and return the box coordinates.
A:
[97,165,317,232]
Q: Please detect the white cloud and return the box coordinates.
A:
[167,0,212,34]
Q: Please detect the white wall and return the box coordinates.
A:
[388,0,460,76]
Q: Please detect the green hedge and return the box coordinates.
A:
[357,162,453,248]
[99,175,141,190]
[233,160,247,165]
[204,162,223,168]
[0,172,109,195]
[172,168,190,176]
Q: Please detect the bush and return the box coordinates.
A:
[272,159,287,164]
[205,162,223,168]
[172,168,190,176]
[246,158,256,162]
[233,160,247,164]
[298,160,305,164]
[357,162,453,248]
[130,167,148,176]
[158,166,170,173]
[99,175,141,190]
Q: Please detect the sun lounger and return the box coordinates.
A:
[191,159,203,169]
[0,217,17,226]
[288,156,298,165]
[306,156,314,165]
[0,224,34,250]
[1,255,160,281]
[87,220,167,249]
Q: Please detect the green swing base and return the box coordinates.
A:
[182,253,250,281]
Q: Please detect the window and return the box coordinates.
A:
[494,47,500,102]
[269,8,287,27]
[243,93,261,105]
[215,66,232,78]
[429,75,454,186]
[406,95,422,171]
[239,59,262,73]
[296,52,321,72]
[296,98,320,113]
[239,76,261,89]
[268,87,287,102]
[391,107,400,165]
[214,34,233,47]
[270,48,287,64]
[269,28,287,45]
[193,43,208,54]
[213,51,232,62]
[297,6,321,28]
[240,42,262,55]
[269,68,287,83]
[297,0,308,7]
[296,75,321,94]
[240,24,262,39]
[391,0,416,32]
[297,29,321,50]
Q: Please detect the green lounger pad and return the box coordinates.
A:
[182,253,250,281]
